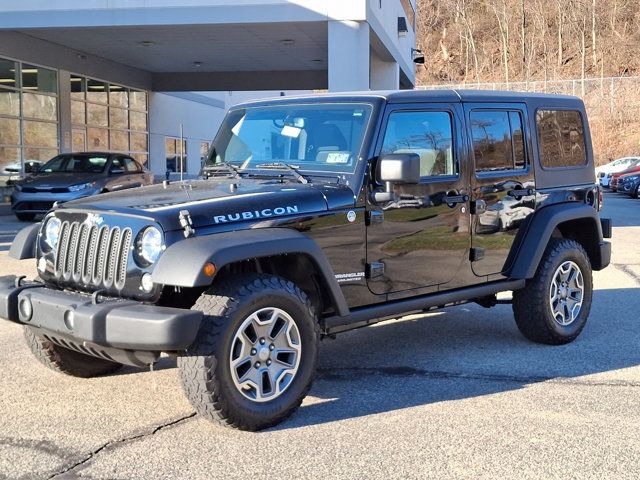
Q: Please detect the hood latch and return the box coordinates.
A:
[179,209,195,238]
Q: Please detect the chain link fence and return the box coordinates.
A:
[417,77,640,163]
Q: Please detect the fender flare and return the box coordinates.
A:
[506,202,606,279]
[151,228,350,317]
[9,223,40,260]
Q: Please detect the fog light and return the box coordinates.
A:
[141,273,154,292]
[37,257,47,273]
[63,310,74,330]
[19,297,33,321]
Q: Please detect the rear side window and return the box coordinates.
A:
[471,110,526,172]
[536,110,586,168]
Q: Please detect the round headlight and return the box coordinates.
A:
[137,226,163,266]
[44,217,61,249]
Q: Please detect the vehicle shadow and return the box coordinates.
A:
[273,286,640,430]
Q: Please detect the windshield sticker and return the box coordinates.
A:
[325,152,351,164]
[214,205,299,224]
[281,125,301,138]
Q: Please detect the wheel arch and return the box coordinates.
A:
[506,202,608,279]
[151,228,350,317]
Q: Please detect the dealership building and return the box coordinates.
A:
[0,0,417,179]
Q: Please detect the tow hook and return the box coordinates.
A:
[179,210,195,238]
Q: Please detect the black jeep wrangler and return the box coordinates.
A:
[0,90,611,430]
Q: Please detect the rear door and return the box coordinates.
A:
[123,157,146,187]
[464,103,536,277]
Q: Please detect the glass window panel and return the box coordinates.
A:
[86,79,108,103]
[471,111,514,171]
[0,117,20,145]
[23,120,58,147]
[71,100,85,125]
[70,75,85,100]
[109,85,128,108]
[0,146,20,166]
[130,90,147,111]
[165,137,186,173]
[109,129,128,151]
[129,110,147,131]
[23,93,57,121]
[0,90,19,116]
[72,130,86,152]
[381,111,456,177]
[510,111,526,168]
[131,153,148,167]
[130,132,148,152]
[109,107,128,129]
[86,103,108,126]
[0,58,18,89]
[23,148,58,162]
[87,127,108,150]
[22,64,57,93]
[200,141,210,167]
[537,110,587,168]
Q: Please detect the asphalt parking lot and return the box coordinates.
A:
[0,193,639,480]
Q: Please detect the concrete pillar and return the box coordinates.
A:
[328,20,370,92]
[58,70,72,154]
[370,53,399,90]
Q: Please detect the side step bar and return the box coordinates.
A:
[323,279,525,334]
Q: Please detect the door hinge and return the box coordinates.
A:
[470,199,487,215]
[470,247,485,262]
[366,210,384,226]
[366,262,385,278]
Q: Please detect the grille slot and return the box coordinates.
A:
[54,221,132,292]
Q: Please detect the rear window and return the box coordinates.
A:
[536,110,586,168]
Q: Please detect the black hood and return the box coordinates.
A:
[21,172,103,188]
[59,177,356,231]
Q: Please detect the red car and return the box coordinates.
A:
[610,160,640,191]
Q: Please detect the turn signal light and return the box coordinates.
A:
[203,263,216,277]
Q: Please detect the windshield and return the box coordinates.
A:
[205,103,373,174]
[40,155,108,174]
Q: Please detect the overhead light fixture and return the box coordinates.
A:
[193,61,203,67]
[280,39,295,46]
[398,17,409,37]
[138,40,155,47]
[311,59,323,64]
[411,48,425,64]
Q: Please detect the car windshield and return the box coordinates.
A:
[40,155,108,174]
[205,103,373,174]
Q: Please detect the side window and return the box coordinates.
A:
[123,157,141,172]
[471,110,526,172]
[380,111,456,178]
[110,158,123,172]
[536,109,586,168]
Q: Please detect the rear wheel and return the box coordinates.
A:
[632,184,640,199]
[178,274,319,431]
[24,327,123,377]
[513,239,593,345]
[15,213,35,222]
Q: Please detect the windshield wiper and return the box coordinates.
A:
[202,162,241,178]
[255,162,309,184]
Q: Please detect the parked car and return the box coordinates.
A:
[11,152,154,221]
[1,161,43,185]
[609,160,640,192]
[617,172,640,198]
[1,90,611,431]
[596,156,640,187]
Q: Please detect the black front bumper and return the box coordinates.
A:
[0,276,202,367]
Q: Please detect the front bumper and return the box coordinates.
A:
[11,189,99,214]
[0,276,202,366]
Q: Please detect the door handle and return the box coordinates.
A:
[444,193,469,207]
[507,188,535,198]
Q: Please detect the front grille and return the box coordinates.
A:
[54,221,132,291]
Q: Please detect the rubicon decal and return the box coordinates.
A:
[214,205,299,223]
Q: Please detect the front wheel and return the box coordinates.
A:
[513,239,593,345]
[178,274,319,431]
[632,184,640,199]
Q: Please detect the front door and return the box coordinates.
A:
[465,104,536,277]
[366,104,471,295]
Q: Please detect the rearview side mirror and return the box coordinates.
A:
[377,153,421,184]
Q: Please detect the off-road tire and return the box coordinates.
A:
[178,274,319,431]
[513,239,593,345]
[632,184,640,199]
[24,327,123,377]
[15,213,35,222]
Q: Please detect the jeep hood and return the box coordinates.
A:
[58,177,356,231]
